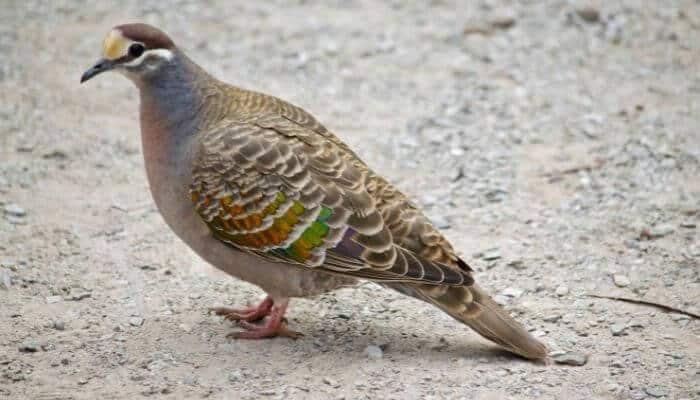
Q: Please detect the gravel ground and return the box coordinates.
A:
[1,1,699,399]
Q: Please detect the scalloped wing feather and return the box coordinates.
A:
[189,116,473,286]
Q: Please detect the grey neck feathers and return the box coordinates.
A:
[137,51,215,138]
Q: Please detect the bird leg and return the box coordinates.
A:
[210,296,274,322]
[227,298,301,339]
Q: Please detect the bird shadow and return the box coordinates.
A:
[205,312,532,367]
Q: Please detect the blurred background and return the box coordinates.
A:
[1,1,698,399]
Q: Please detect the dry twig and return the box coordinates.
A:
[586,294,699,319]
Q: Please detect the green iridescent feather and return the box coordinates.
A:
[270,203,333,262]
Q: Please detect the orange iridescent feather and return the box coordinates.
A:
[191,188,335,263]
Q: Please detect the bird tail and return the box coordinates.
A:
[394,283,548,360]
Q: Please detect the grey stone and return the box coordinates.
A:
[52,320,65,331]
[669,313,689,321]
[482,249,501,261]
[129,317,144,327]
[647,224,674,239]
[18,340,40,353]
[555,285,569,296]
[613,274,631,287]
[0,269,10,289]
[610,322,627,336]
[542,314,561,323]
[552,352,588,366]
[228,370,242,383]
[576,6,600,23]
[322,377,339,387]
[680,220,696,228]
[490,9,517,30]
[3,203,26,217]
[364,344,383,359]
[69,292,91,301]
[629,390,646,400]
[644,386,667,398]
[628,319,644,329]
[429,215,451,229]
[502,287,524,298]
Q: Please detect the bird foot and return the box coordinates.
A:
[209,296,274,322]
[212,297,301,339]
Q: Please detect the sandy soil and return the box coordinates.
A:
[1,1,699,399]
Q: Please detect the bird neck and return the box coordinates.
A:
[137,51,215,139]
[137,51,219,193]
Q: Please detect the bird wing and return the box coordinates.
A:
[189,114,473,286]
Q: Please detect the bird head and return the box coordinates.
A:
[81,23,176,84]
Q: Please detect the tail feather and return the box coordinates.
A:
[390,283,548,360]
[462,285,547,360]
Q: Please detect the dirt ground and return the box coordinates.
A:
[1,1,699,399]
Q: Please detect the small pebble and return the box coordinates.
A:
[482,249,501,261]
[493,294,510,305]
[18,340,40,353]
[610,322,626,336]
[429,215,451,229]
[641,225,674,240]
[490,9,517,29]
[680,220,696,228]
[52,320,65,331]
[0,269,10,289]
[46,295,63,304]
[555,285,569,296]
[502,287,524,298]
[228,370,242,383]
[69,292,91,301]
[3,203,26,217]
[552,351,588,366]
[613,274,630,287]
[364,345,383,359]
[129,317,144,327]
[322,377,338,387]
[644,386,667,398]
[576,6,600,23]
[542,314,561,323]
[506,260,526,270]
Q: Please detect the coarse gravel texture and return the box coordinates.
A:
[1,1,699,399]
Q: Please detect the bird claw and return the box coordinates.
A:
[209,296,274,322]
[212,297,301,339]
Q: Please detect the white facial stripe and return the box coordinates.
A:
[122,48,175,67]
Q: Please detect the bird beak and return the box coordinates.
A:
[80,59,116,83]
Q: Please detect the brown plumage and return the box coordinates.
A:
[82,23,548,360]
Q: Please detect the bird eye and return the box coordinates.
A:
[128,43,145,58]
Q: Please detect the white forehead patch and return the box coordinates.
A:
[123,48,175,68]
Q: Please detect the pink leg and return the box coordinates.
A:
[210,296,274,322]
[227,298,302,339]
